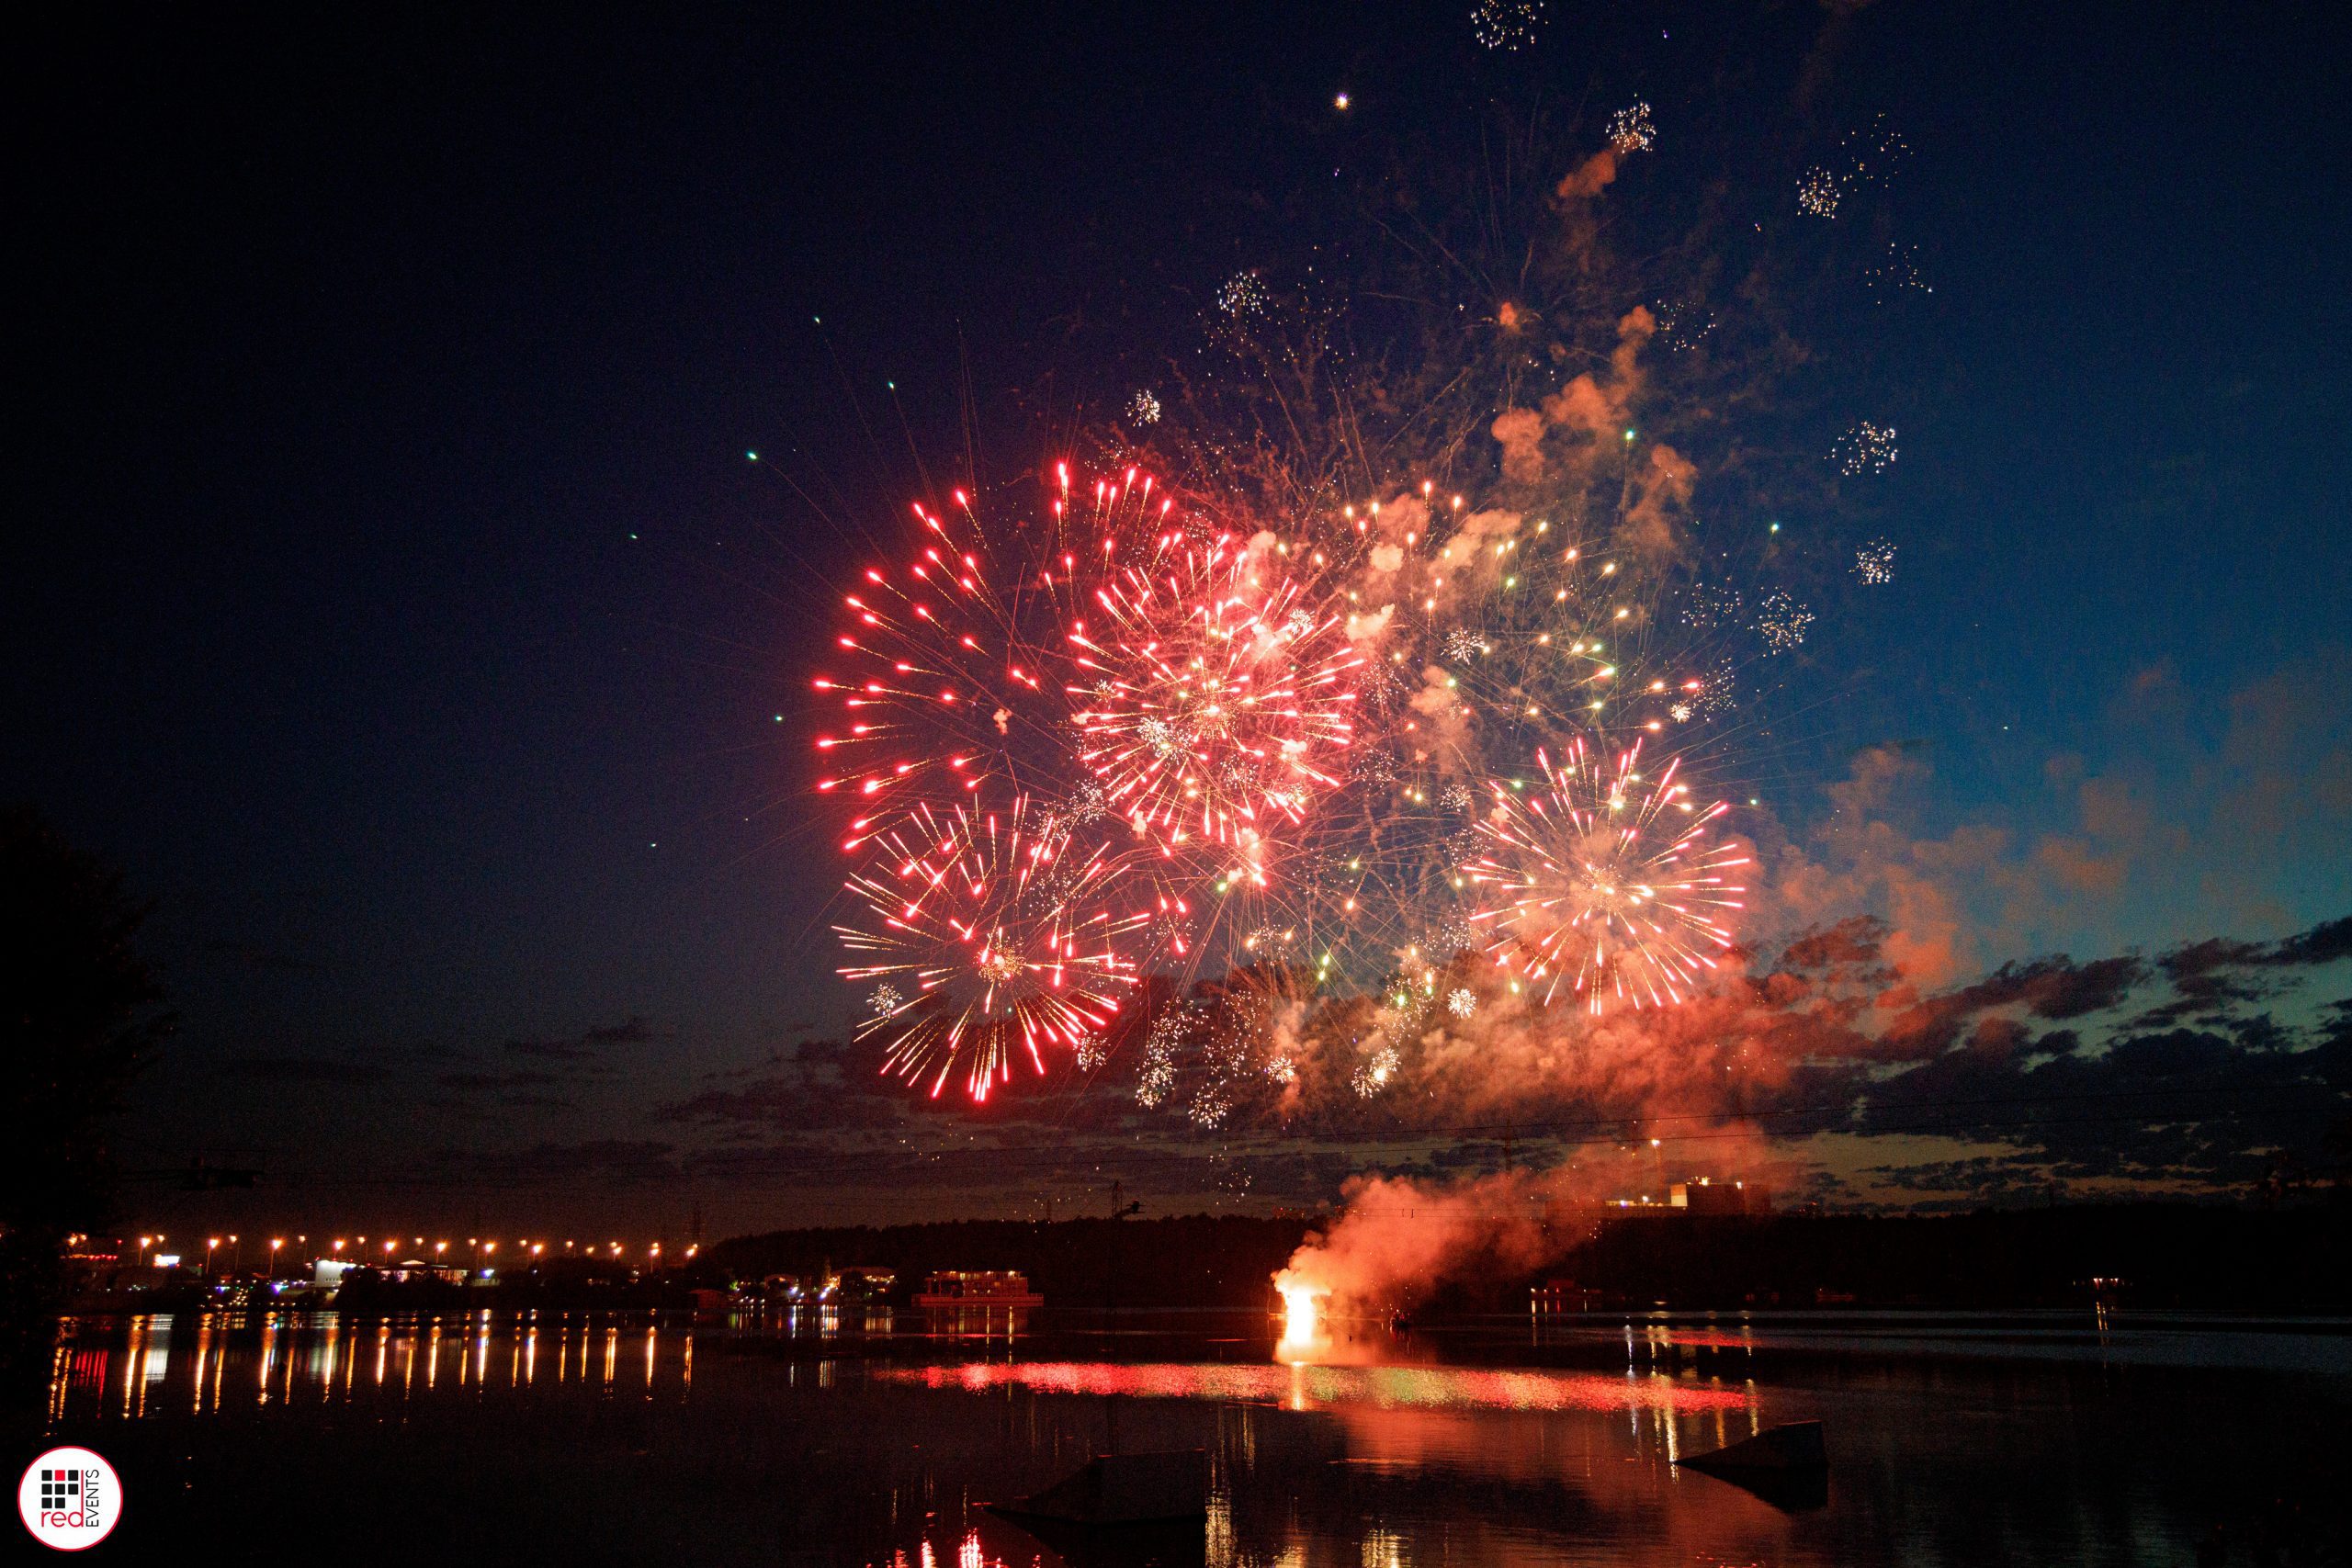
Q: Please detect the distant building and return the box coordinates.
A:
[1532,1279,1603,1313]
[1669,1179,1772,1215]
[914,1270,1043,1307]
[831,1266,897,1302]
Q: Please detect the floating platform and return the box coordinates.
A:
[1677,1420,1826,1473]
[1675,1421,1828,1511]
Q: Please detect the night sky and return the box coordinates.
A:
[13,2,2350,1243]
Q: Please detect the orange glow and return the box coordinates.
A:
[883,1360,1749,1416]
[1280,1284,1321,1343]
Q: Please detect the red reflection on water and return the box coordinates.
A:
[881,1360,1749,1414]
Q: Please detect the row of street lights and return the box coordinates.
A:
[147,1234,700,1278]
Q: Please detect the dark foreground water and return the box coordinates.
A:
[23,1304,2352,1565]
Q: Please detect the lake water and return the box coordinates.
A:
[30,1304,2352,1564]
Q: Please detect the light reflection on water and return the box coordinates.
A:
[49,1309,698,1422]
[41,1307,2352,1567]
[881,1359,1755,1416]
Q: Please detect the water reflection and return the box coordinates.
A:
[40,1308,2351,1567]
[50,1311,696,1421]
[883,1359,1752,1416]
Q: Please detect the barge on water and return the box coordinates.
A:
[912,1269,1044,1308]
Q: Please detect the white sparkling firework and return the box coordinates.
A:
[1188,1085,1232,1130]
[1797,167,1841,219]
[1680,581,1745,633]
[1351,1043,1402,1098]
[867,984,904,1018]
[1834,421,1899,475]
[1471,0,1545,51]
[1758,590,1815,654]
[1606,101,1656,153]
[1377,986,1429,1040]
[1126,388,1162,425]
[1073,1032,1107,1072]
[1446,987,1476,1020]
[1062,779,1111,827]
[1241,924,1295,955]
[1439,781,1475,815]
[1654,299,1716,350]
[1801,118,1909,220]
[1841,116,1911,187]
[1134,1013,1186,1108]
[1424,909,1479,961]
[1685,660,1739,719]
[1442,627,1488,662]
[1136,715,1188,761]
[1854,539,1898,585]
[1864,242,1932,299]
[1216,270,1270,320]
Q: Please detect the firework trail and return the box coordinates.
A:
[1466,735,1747,1012]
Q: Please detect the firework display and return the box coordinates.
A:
[797,98,1920,1111]
[813,458,1780,1104]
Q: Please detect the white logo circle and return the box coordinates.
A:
[17,1448,121,1551]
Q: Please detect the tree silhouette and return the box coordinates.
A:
[0,806,172,1403]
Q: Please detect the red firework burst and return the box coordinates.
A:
[835,793,1143,1101]
[1467,736,1747,1010]
[811,466,1173,850]
[1069,530,1360,866]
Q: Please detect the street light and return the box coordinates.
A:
[207,1237,220,1277]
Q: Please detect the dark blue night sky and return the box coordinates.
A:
[13,2,2348,1238]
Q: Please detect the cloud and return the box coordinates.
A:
[655,1036,905,1131]
[205,940,324,975]
[218,1054,386,1085]
[504,1013,673,1060]
[438,1067,560,1091]
[467,1139,683,1185]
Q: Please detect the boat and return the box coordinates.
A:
[912,1269,1044,1308]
